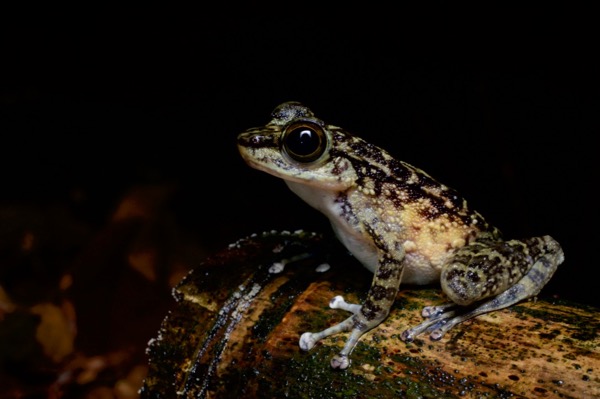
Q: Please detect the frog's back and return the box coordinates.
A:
[323,128,500,282]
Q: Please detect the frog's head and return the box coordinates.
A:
[237,102,357,190]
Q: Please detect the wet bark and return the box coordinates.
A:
[141,231,599,399]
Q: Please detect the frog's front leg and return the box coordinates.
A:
[402,235,564,342]
[299,256,403,369]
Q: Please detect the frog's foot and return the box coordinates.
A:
[401,303,464,342]
[401,304,460,342]
[420,303,456,318]
[402,277,551,343]
[299,295,363,369]
[299,296,360,351]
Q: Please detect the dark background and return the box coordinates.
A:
[2,5,598,309]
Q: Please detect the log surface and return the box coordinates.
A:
[140,231,599,399]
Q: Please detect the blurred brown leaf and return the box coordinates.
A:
[0,183,211,397]
[30,302,76,363]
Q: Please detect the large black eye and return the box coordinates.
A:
[282,122,327,163]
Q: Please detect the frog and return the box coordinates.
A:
[237,101,564,370]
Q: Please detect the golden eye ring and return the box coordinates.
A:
[281,121,328,163]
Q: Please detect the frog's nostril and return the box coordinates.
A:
[238,132,271,148]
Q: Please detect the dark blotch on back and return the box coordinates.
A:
[349,139,386,164]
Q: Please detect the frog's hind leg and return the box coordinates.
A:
[402,235,564,342]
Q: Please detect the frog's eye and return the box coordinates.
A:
[282,122,328,163]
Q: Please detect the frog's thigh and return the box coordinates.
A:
[402,236,563,342]
[440,236,563,306]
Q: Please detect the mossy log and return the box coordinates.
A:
[140,231,599,399]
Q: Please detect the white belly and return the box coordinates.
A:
[285,181,380,272]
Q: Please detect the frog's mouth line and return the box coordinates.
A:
[238,150,302,182]
[237,146,287,177]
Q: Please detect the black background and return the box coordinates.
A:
[2,5,598,307]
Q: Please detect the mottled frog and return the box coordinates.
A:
[237,102,564,369]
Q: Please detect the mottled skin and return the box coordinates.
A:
[237,102,564,369]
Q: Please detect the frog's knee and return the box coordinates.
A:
[539,235,565,265]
